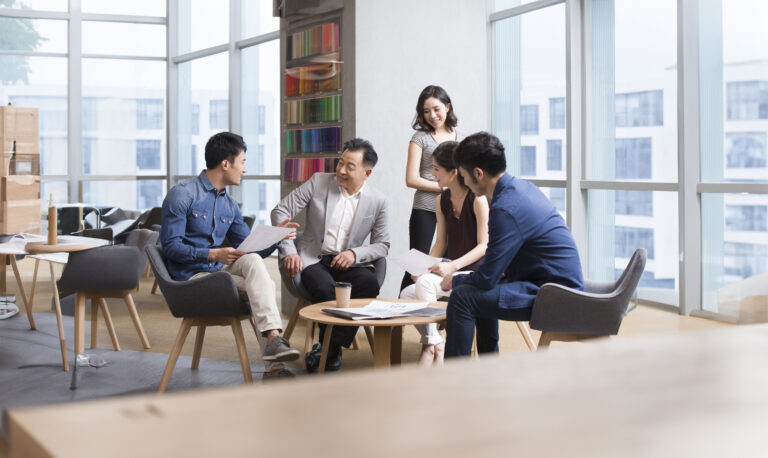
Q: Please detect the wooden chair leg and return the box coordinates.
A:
[537,331,552,349]
[516,321,537,351]
[151,279,159,295]
[471,328,478,358]
[283,298,308,341]
[191,326,206,369]
[364,326,375,354]
[157,319,192,393]
[90,301,99,349]
[49,262,69,371]
[351,334,360,350]
[231,318,253,384]
[98,298,120,351]
[303,321,315,371]
[123,292,150,349]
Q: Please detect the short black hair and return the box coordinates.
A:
[343,138,378,169]
[412,85,458,133]
[205,132,247,169]
[431,141,464,187]
[454,132,506,177]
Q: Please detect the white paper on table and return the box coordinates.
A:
[236,225,294,253]
[392,248,442,276]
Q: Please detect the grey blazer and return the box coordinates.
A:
[270,173,390,269]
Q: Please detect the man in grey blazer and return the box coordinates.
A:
[271,138,390,372]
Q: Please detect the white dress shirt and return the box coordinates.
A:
[321,183,364,254]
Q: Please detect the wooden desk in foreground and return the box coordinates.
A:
[8,325,768,457]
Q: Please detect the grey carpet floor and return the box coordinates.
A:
[0,312,298,437]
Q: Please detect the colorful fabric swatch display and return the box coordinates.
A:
[285,127,341,154]
[285,95,341,124]
[284,157,340,182]
[287,22,340,60]
[285,63,342,96]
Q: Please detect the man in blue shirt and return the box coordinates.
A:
[161,132,300,379]
[440,132,585,357]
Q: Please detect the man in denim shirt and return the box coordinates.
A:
[161,132,300,379]
[440,132,585,357]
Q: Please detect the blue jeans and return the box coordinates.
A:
[445,284,533,358]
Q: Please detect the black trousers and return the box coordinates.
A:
[400,209,437,291]
[302,255,381,348]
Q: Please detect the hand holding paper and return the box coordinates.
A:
[237,224,295,253]
[392,248,442,276]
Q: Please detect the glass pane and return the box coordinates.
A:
[700,1,768,183]
[241,179,280,226]
[82,22,166,57]
[588,189,678,306]
[82,59,166,176]
[242,40,280,175]
[702,193,768,317]
[82,179,166,210]
[241,0,279,37]
[82,0,166,16]
[492,4,566,180]
[0,55,68,175]
[492,0,541,13]
[590,0,677,181]
[177,0,229,54]
[42,180,68,210]
[177,52,229,176]
[539,187,567,219]
[3,0,66,11]
[0,18,67,53]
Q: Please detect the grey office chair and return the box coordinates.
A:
[146,245,256,393]
[124,228,159,292]
[529,248,647,348]
[279,232,386,354]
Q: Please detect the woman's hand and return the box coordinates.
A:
[429,262,456,277]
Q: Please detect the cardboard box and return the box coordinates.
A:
[0,106,39,156]
[1,176,40,202]
[0,199,42,234]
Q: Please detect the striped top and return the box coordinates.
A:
[410,130,463,212]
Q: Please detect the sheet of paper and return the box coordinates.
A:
[392,248,441,276]
[236,225,293,253]
[361,300,429,316]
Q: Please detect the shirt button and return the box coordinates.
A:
[202,215,206,219]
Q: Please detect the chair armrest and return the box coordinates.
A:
[529,283,626,335]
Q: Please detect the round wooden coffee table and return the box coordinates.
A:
[299,298,446,373]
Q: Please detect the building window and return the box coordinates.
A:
[726,205,768,232]
[726,132,766,168]
[521,146,536,176]
[615,90,663,127]
[615,226,654,259]
[136,139,161,170]
[192,104,200,135]
[82,97,99,131]
[615,190,653,217]
[82,137,96,174]
[258,182,266,210]
[615,138,652,179]
[137,180,163,210]
[546,140,562,171]
[724,242,768,280]
[190,144,198,173]
[258,105,266,135]
[549,97,565,129]
[257,144,265,173]
[520,105,539,135]
[136,98,163,129]
[726,81,768,121]
[209,99,228,129]
[549,187,565,212]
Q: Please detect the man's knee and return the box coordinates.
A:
[354,272,380,296]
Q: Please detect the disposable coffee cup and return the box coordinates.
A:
[334,281,352,308]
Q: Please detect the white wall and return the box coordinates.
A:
[354,0,489,298]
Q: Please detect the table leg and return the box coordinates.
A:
[373,326,393,368]
[390,326,403,366]
[9,256,35,330]
[74,292,86,354]
[49,262,69,371]
[303,321,314,371]
[317,324,333,375]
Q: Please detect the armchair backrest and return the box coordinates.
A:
[58,245,142,291]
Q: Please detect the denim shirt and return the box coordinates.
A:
[160,171,277,281]
[452,173,585,309]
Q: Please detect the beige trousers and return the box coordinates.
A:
[192,253,284,371]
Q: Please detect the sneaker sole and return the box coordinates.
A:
[263,349,301,362]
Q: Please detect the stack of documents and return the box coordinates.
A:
[323,300,446,320]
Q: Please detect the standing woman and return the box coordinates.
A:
[402,85,461,290]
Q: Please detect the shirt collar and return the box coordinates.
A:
[493,173,513,202]
[197,170,227,196]
[339,182,365,199]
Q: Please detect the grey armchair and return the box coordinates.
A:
[146,245,256,393]
[279,232,386,353]
[529,248,647,348]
